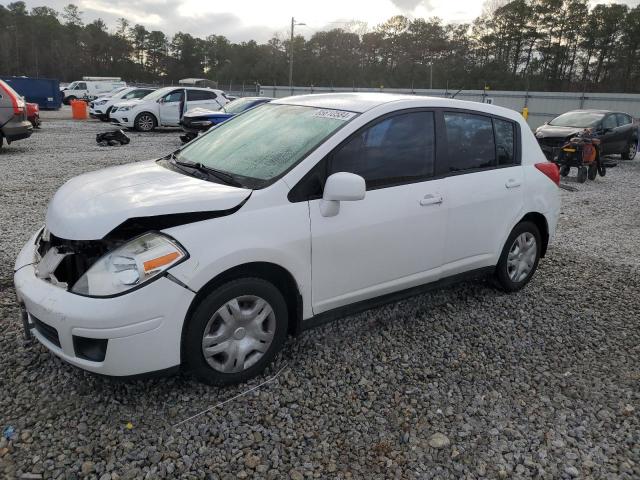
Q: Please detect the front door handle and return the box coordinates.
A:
[505,179,522,189]
[420,193,443,206]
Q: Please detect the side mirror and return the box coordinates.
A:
[157,98,165,104]
[320,172,366,217]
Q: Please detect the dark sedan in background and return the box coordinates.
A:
[180,96,273,143]
[535,109,638,160]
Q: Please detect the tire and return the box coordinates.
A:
[494,221,542,292]
[621,141,637,160]
[598,164,606,177]
[559,165,570,177]
[65,95,76,105]
[587,163,597,180]
[134,112,157,132]
[184,278,288,386]
[576,166,587,183]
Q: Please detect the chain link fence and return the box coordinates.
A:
[259,85,640,129]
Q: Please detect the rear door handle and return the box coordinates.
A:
[420,193,443,206]
[505,179,522,189]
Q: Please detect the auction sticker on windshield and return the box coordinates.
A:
[312,109,357,121]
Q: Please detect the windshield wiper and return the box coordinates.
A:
[170,155,243,187]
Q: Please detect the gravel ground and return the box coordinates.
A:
[0,109,638,479]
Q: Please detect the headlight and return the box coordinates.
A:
[118,106,132,111]
[72,233,187,297]
[192,120,213,127]
[94,100,107,106]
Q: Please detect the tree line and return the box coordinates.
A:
[1,0,639,93]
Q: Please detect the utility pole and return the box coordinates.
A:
[430,62,433,90]
[289,17,305,95]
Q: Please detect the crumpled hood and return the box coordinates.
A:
[535,125,585,139]
[46,160,252,240]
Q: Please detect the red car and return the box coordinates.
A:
[26,102,40,128]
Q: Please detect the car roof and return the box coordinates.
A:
[272,92,523,120]
[273,93,421,113]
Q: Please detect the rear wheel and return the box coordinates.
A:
[134,112,157,132]
[559,165,570,177]
[621,141,637,160]
[587,163,598,180]
[184,278,288,385]
[494,221,541,292]
[576,166,587,183]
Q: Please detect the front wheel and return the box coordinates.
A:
[494,221,541,292]
[559,165,570,177]
[134,112,157,132]
[621,141,637,160]
[588,163,598,180]
[184,278,288,385]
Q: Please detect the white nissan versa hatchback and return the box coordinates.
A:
[14,93,560,385]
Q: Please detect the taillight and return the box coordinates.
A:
[535,162,560,186]
[0,79,22,115]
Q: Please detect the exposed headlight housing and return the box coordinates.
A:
[71,233,187,297]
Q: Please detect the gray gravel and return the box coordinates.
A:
[1,109,639,479]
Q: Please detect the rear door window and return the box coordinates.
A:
[443,112,495,172]
[615,113,632,126]
[188,90,217,101]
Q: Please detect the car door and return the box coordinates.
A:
[599,114,620,155]
[308,110,446,314]
[439,111,524,276]
[158,89,184,126]
[615,113,635,152]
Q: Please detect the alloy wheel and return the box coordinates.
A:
[201,295,276,373]
[628,142,637,160]
[138,114,154,131]
[506,232,537,283]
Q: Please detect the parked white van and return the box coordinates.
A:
[14,93,560,385]
[61,77,126,104]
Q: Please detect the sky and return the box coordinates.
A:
[14,0,640,43]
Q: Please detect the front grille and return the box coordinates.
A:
[32,315,61,348]
[37,233,114,289]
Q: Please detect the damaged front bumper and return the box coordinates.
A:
[14,231,195,376]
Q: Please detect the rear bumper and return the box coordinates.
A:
[14,236,195,376]
[2,118,33,142]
